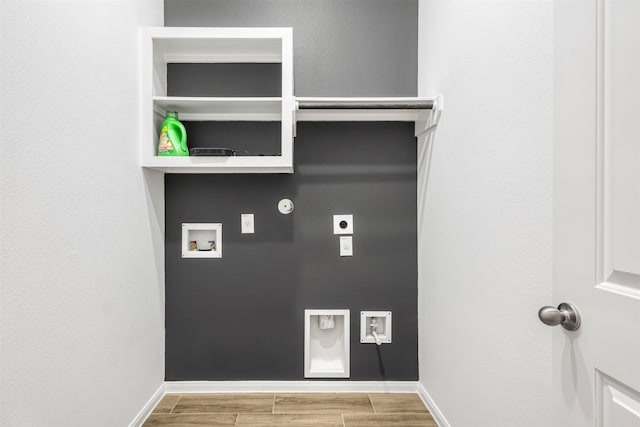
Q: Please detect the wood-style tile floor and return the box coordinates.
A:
[144,393,437,426]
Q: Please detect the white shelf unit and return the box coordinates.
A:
[140,27,294,173]
[294,96,442,138]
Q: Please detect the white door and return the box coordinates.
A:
[553,0,640,426]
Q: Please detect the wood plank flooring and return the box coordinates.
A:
[144,393,437,426]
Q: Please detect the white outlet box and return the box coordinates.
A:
[360,311,392,344]
[340,236,353,256]
[241,213,254,234]
[304,309,350,378]
[181,223,222,258]
[333,214,353,234]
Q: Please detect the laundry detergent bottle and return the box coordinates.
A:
[157,111,188,156]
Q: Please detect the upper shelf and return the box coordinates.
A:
[153,97,282,121]
[294,97,442,137]
[150,27,286,63]
[297,97,436,109]
[294,97,439,122]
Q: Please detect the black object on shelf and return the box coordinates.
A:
[189,147,281,157]
[189,147,237,156]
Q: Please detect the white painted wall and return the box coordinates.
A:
[0,1,164,426]
[417,2,553,426]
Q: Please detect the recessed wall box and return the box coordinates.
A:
[304,309,350,378]
[333,214,353,234]
[182,223,222,258]
[360,311,392,344]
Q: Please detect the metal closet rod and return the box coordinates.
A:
[297,100,435,110]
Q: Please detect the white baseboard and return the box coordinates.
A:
[165,380,419,394]
[130,380,445,427]
[417,382,450,427]
[128,382,166,427]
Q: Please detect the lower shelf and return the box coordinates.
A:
[142,155,293,174]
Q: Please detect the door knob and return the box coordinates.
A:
[538,302,581,331]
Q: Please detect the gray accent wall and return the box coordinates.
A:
[164,0,419,381]
[165,0,418,96]
[167,64,282,97]
[165,123,418,380]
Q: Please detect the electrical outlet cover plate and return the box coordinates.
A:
[241,213,254,234]
[340,236,353,256]
[333,214,353,234]
[360,311,392,344]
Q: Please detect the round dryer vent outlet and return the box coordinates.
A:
[278,198,294,214]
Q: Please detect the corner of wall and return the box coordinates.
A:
[416,0,553,426]
[1,1,165,426]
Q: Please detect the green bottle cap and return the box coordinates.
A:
[166,111,178,119]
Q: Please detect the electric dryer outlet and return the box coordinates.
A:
[333,214,353,234]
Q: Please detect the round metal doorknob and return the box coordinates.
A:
[538,302,581,331]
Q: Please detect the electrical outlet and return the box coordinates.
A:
[340,236,353,256]
[333,214,354,234]
[241,214,254,234]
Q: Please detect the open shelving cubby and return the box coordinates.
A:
[140,27,294,173]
